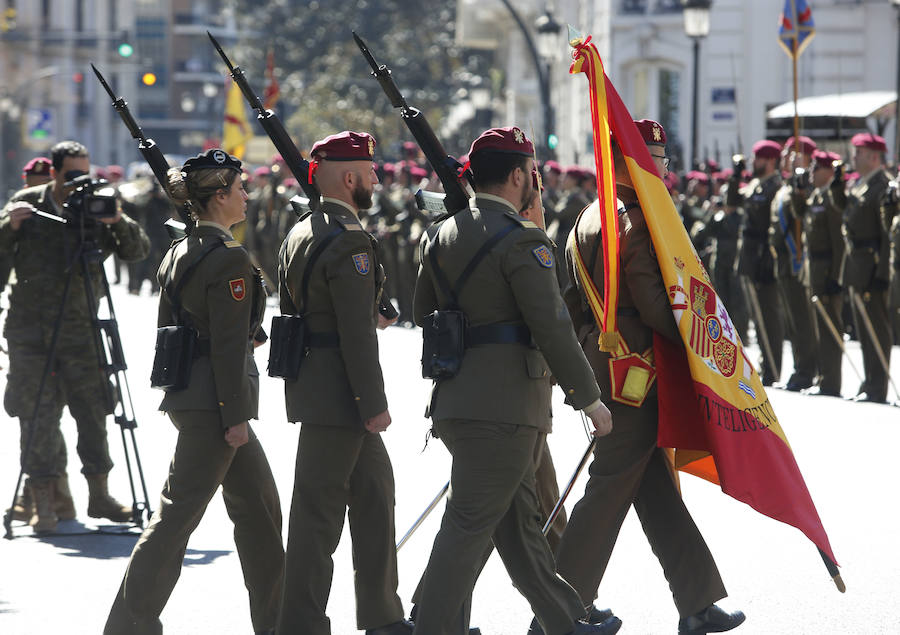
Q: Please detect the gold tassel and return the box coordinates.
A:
[598,330,620,352]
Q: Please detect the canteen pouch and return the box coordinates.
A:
[267,314,306,380]
[422,310,466,380]
[151,325,198,392]
[607,352,656,408]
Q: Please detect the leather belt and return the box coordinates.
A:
[850,237,879,250]
[466,323,532,347]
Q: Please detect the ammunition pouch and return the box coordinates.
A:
[267,315,307,380]
[150,326,198,391]
[422,310,467,380]
[152,239,224,392]
[608,351,656,408]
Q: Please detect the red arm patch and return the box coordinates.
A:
[229,278,246,301]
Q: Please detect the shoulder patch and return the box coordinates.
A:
[502,211,532,228]
[229,278,246,300]
[352,252,370,275]
[532,245,554,268]
[520,219,538,229]
[223,240,242,248]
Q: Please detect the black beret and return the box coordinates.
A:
[183,148,242,174]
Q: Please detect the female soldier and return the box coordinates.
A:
[105,149,284,635]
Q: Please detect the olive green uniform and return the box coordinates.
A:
[557,200,726,618]
[275,199,403,635]
[692,201,749,342]
[793,185,846,394]
[0,183,149,484]
[830,169,893,401]
[735,173,784,384]
[412,194,602,635]
[889,208,900,340]
[769,183,819,387]
[105,222,284,635]
[552,187,590,287]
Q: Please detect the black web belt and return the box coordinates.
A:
[466,323,531,347]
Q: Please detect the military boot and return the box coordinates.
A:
[55,473,77,520]
[6,483,34,522]
[86,473,132,523]
[29,480,58,533]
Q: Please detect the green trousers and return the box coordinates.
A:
[554,400,726,618]
[104,411,284,635]
[413,420,585,635]
[276,423,403,635]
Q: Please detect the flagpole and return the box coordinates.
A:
[791,36,803,269]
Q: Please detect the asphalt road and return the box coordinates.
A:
[1,282,898,634]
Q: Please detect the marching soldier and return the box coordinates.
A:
[0,141,149,533]
[542,160,564,212]
[886,174,900,341]
[552,166,591,288]
[769,136,819,391]
[412,126,619,635]
[680,170,710,234]
[794,150,845,396]
[690,192,749,343]
[729,140,784,385]
[105,149,284,635]
[829,133,893,403]
[275,131,411,635]
[552,120,744,635]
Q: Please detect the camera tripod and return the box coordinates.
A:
[3,212,153,539]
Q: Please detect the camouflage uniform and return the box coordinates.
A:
[0,183,150,484]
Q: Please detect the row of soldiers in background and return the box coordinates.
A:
[672,133,898,404]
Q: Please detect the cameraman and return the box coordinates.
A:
[0,141,150,532]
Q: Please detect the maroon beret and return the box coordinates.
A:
[253,166,271,178]
[469,126,534,158]
[812,150,841,166]
[752,140,782,160]
[713,169,732,181]
[705,159,720,171]
[381,162,396,175]
[542,160,562,175]
[783,136,817,156]
[409,166,428,179]
[564,165,584,178]
[311,131,376,161]
[107,164,124,179]
[23,157,51,176]
[282,177,299,189]
[851,133,887,153]
[686,170,710,184]
[634,119,666,146]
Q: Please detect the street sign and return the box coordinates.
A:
[25,107,54,149]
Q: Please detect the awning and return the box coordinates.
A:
[767,91,897,120]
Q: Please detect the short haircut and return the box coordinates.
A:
[50,141,89,170]
[470,151,529,190]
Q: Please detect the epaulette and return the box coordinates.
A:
[223,239,242,248]
[330,214,362,231]
[501,210,538,229]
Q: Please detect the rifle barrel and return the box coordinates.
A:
[207,31,235,73]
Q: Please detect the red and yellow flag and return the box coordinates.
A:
[223,78,252,159]
[569,33,839,580]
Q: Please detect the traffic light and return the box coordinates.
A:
[0,7,16,32]
[141,72,157,86]
[547,133,559,151]
[117,42,134,58]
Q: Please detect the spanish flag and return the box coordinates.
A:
[569,33,840,586]
[223,78,252,159]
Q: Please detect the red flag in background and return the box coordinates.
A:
[263,49,280,111]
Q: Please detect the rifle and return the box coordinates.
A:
[352,32,471,217]
[91,64,192,230]
[207,32,319,215]
[208,34,398,320]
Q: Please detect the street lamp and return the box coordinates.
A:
[498,0,563,159]
[891,0,900,163]
[682,0,712,169]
